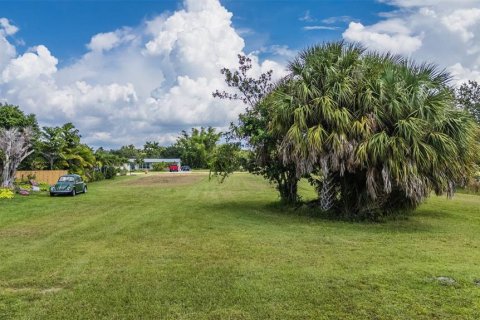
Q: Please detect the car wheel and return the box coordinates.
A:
[83,186,87,193]
[71,189,76,197]
[50,192,54,197]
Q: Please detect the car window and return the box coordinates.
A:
[58,176,75,182]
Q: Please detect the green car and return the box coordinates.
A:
[50,174,87,197]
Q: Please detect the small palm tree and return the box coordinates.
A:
[269,42,478,218]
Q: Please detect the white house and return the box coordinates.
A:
[126,158,182,171]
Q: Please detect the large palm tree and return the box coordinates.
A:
[268,42,478,218]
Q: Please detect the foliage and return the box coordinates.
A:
[144,141,165,158]
[213,54,274,106]
[456,80,480,123]
[152,162,168,171]
[0,187,14,199]
[16,183,32,191]
[37,126,66,170]
[161,145,182,158]
[175,127,221,168]
[112,144,141,159]
[213,54,299,203]
[209,143,242,182]
[0,127,35,188]
[268,41,479,219]
[33,123,97,181]
[38,182,50,192]
[0,104,39,170]
[103,166,117,179]
[94,148,124,180]
[90,171,106,182]
[0,103,38,130]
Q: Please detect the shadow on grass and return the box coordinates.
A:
[414,208,454,220]
[198,199,436,233]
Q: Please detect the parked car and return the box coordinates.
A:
[50,174,87,196]
[181,165,191,171]
[169,164,179,172]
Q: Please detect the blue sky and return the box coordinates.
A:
[1,0,392,65]
[0,0,479,148]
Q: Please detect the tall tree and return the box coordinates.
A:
[213,54,299,203]
[38,126,66,170]
[143,141,165,158]
[268,41,478,218]
[456,80,480,123]
[0,104,39,170]
[0,127,34,187]
[0,104,38,130]
[176,127,221,168]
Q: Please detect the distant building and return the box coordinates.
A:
[126,158,181,171]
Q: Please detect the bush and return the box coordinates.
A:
[104,166,117,179]
[152,162,167,171]
[16,183,32,191]
[119,169,128,176]
[90,171,105,182]
[38,182,50,191]
[0,188,14,199]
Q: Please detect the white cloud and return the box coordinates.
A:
[321,15,352,24]
[1,45,58,83]
[304,25,339,31]
[343,1,480,86]
[0,18,17,71]
[299,10,314,22]
[343,21,422,55]
[0,17,19,36]
[0,0,287,148]
[88,32,121,52]
[448,63,480,85]
[87,28,137,52]
[441,8,480,41]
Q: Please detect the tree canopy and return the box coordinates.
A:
[268,42,478,218]
[456,80,480,124]
[213,54,299,203]
[0,104,38,130]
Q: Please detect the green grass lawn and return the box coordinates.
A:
[1,173,479,319]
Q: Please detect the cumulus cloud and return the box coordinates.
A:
[343,1,480,85]
[1,45,58,83]
[441,8,480,42]
[343,20,422,55]
[87,30,134,52]
[0,18,17,71]
[0,0,287,148]
[0,17,18,36]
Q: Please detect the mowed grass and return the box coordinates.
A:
[0,173,479,319]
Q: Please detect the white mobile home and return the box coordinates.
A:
[126,158,181,171]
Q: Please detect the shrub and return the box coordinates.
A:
[90,171,105,182]
[152,162,167,171]
[16,183,32,191]
[0,188,14,199]
[104,166,117,179]
[38,182,50,191]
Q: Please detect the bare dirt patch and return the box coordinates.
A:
[124,173,205,187]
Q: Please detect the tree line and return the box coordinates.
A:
[0,103,233,187]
